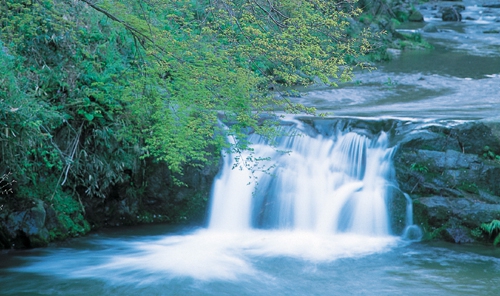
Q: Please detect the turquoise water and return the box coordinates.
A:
[1,224,499,295]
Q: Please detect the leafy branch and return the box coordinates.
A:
[0,172,16,195]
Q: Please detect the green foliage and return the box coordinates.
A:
[394,32,432,50]
[470,227,484,239]
[410,162,429,173]
[481,220,500,246]
[1,0,384,241]
[457,182,479,194]
[50,190,91,238]
[15,175,90,239]
[482,146,500,162]
[395,10,409,23]
[0,172,15,196]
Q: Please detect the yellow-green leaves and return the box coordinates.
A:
[1,0,381,187]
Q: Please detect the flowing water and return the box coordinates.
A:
[1,121,499,295]
[2,1,500,295]
[295,0,500,121]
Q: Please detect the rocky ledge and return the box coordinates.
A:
[393,121,500,244]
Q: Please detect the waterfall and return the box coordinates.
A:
[402,193,423,241]
[208,123,398,236]
[11,121,411,283]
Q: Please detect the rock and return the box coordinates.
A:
[441,7,462,22]
[465,17,477,21]
[3,199,51,248]
[443,227,474,243]
[484,30,500,34]
[389,191,409,235]
[422,23,438,33]
[416,196,500,227]
[83,154,221,228]
[409,10,424,22]
[395,121,500,243]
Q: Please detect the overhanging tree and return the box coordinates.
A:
[0,0,379,222]
[76,0,377,173]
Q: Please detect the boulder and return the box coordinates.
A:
[443,227,474,244]
[422,23,438,33]
[441,7,462,22]
[3,199,50,248]
[409,11,424,22]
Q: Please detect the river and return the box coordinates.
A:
[296,0,500,121]
[1,1,500,295]
[1,224,499,295]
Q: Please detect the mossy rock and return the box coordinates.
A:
[409,11,424,22]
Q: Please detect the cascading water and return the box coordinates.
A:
[209,122,398,236]
[402,193,424,241]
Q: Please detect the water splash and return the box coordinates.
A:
[209,126,397,236]
[402,193,423,241]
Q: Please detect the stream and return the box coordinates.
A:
[1,1,500,295]
[1,224,499,295]
[297,0,500,121]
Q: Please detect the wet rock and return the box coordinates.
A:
[389,191,409,235]
[409,10,424,22]
[422,23,438,33]
[416,196,500,228]
[443,227,474,244]
[2,199,51,248]
[483,30,500,34]
[395,121,500,243]
[441,7,462,22]
[83,155,221,228]
[0,224,11,249]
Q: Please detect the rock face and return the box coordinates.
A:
[0,199,62,248]
[394,122,500,243]
[0,156,221,249]
[82,157,221,229]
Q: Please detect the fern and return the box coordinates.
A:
[481,220,500,246]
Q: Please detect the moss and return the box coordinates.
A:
[15,176,91,241]
[412,199,448,241]
[457,182,479,195]
[28,235,49,248]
